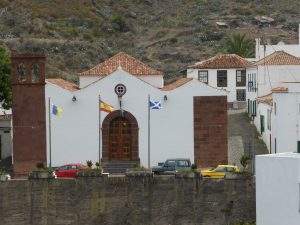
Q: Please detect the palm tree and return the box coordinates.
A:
[225,33,254,58]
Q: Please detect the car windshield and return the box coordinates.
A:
[176,160,189,167]
[214,166,226,172]
[165,160,176,167]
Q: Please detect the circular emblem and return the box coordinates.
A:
[114,84,127,97]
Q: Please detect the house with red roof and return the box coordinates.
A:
[246,51,300,153]
[187,54,254,108]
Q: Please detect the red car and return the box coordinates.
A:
[55,163,87,178]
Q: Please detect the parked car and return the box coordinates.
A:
[152,158,191,175]
[201,165,240,178]
[55,163,87,178]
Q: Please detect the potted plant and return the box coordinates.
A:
[125,164,153,177]
[175,164,202,179]
[0,168,10,182]
[77,161,104,177]
[28,162,55,179]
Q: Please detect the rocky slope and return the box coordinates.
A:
[0,0,299,81]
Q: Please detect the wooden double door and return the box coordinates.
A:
[108,116,132,160]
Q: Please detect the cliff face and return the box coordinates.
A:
[0,0,299,80]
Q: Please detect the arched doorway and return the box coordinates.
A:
[102,110,139,165]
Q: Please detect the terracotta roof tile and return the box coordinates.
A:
[79,52,163,76]
[161,78,193,91]
[256,51,300,66]
[257,93,273,106]
[271,86,288,93]
[189,54,254,69]
[46,78,79,92]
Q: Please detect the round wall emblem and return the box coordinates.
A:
[114,84,127,97]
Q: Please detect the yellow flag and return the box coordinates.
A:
[100,101,114,113]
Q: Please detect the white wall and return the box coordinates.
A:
[254,102,272,152]
[271,92,300,153]
[256,153,300,225]
[46,69,226,167]
[187,68,246,102]
[0,119,12,159]
[256,65,300,97]
[79,75,164,89]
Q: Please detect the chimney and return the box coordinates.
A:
[255,38,261,60]
[11,53,47,177]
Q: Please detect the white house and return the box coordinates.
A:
[256,153,300,225]
[0,108,12,162]
[187,54,253,108]
[247,51,300,124]
[43,52,228,173]
[255,24,300,60]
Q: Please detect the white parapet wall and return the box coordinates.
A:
[256,153,300,225]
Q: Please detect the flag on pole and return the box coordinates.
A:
[100,101,114,113]
[52,104,63,117]
[149,100,162,110]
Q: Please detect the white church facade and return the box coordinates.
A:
[11,52,228,175]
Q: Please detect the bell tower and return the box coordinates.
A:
[11,53,47,176]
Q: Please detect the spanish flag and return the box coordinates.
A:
[100,101,114,113]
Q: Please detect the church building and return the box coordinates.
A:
[11,52,228,175]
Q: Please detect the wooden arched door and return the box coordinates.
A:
[109,116,132,160]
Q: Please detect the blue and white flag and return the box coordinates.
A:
[149,100,162,110]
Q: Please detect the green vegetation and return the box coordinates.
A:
[240,154,251,172]
[0,47,11,110]
[225,33,254,58]
[0,0,298,79]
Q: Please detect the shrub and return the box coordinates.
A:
[86,160,93,168]
[111,15,127,32]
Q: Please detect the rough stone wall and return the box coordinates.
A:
[0,177,255,225]
[194,96,228,168]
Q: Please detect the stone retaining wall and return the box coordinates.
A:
[0,176,255,225]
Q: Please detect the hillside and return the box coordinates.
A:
[0,0,299,81]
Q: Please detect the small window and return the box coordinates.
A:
[274,102,277,115]
[297,141,300,153]
[198,70,208,84]
[236,70,246,86]
[247,73,257,92]
[236,89,246,101]
[17,63,27,82]
[31,63,40,83]
[217,70,227,87]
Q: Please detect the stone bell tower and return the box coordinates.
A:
[11,53,47,176]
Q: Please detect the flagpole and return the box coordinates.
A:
[148,94,151,169]
[99,94,101,164]
[48,97,52,168]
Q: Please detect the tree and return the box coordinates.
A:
[240,154,251,172]
[0,47,11,110]
[225,33,254,58]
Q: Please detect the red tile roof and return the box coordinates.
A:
[79,52,163,76]
[189,54,254,69]
[256,51,300,66]
[161,78,193,91]
[271,86,288,93]
[46,78,79,92]
[257,93,273,106]
[257,86,289,105]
